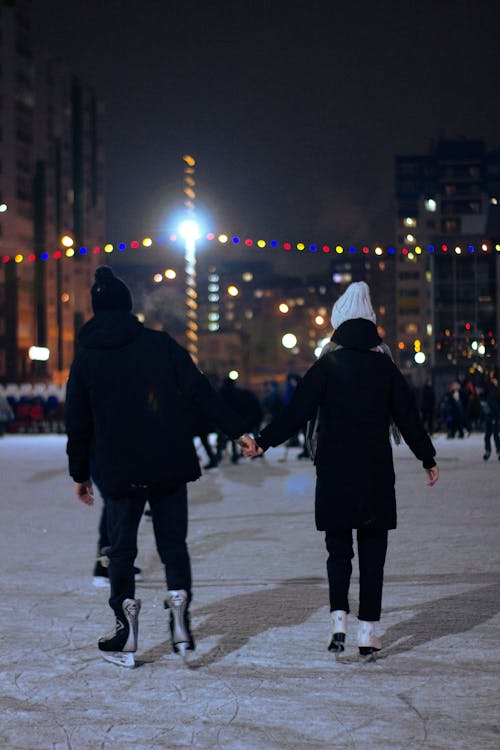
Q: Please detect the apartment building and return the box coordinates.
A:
[394,138,500,380]
[0,0,105,382]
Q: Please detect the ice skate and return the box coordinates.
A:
[164,589,194,662]
[327,610,347,653]
[357,620,381,661]
[98,598,141,668]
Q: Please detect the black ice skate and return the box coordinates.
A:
[164,589,194,661]
[98,598,141,668]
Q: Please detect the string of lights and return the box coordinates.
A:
[2,233,500,265]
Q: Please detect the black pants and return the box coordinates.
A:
[324,527,388,621]
[105,484,191,614]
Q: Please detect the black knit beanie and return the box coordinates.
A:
[91,266,133,313]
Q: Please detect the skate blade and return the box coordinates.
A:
[101,651,135,668]
[176,642,190,664]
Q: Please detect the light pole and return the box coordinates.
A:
[179,218,201,364]
[179,154,200,363]
[57,234,74,372]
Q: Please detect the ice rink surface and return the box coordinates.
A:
[0,433,499,749]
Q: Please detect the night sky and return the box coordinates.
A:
[36,0,500,253]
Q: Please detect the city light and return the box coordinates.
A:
[228,370,239,380]
[61,235,74,248]
[179,220,201,242]
[164,269,176,279]
[153,274,163,283]
[0,203,8,212]
[28,346,50,361]
[414,352,426,364]
[282,333,298,349]
[314,315,325,326]
[227,285,239,296]
[278,303,289,313]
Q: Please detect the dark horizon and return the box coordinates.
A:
[36,0,500,251]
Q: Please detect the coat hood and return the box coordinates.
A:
[332,318,382,350]
[78,311,144,350]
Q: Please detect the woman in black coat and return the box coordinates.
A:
[242,282,439,658]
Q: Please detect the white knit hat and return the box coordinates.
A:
[331,281,376,329]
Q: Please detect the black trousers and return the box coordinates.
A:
[105,484,191,614]
[324,527,388,621]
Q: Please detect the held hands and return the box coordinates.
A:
[238,434,263,458]
[75,479,94,506]
[425,465,439,486]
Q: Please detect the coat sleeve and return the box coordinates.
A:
[65,355,94,482]
[256,360,326,450]
[169,338,250,438]
[390,365,436,468]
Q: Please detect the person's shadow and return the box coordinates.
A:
[138,576,326,667]
[378,579,500,658]
[138,578,500,667]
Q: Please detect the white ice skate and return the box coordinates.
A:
[357,620,381,661]
[165,589,194,663]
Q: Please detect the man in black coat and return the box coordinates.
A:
[241,281,439,659]
[66,266,250,667]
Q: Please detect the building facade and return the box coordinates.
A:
[0,0,105,383]
[394,138,500,384]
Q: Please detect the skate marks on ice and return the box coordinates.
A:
[25,466,67,483]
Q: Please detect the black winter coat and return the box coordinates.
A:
[66,311,249,497]
[256,319,436,531]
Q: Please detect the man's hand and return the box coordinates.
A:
[238,434,263,458]
[425,466,439,486]
[75,479,94,506]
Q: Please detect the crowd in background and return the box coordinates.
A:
[1,369,499,461]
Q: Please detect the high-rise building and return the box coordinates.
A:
[394,138,500,383]
[0,0,105,382]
